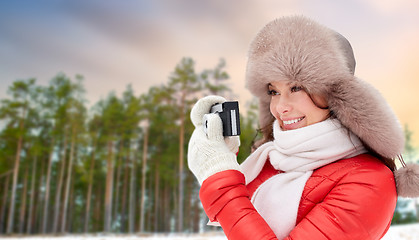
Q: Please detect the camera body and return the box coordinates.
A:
[203,101,241,136]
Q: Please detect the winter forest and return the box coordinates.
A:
[0,57,263,235]
[0,57,417,237]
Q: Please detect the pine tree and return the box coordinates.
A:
[167,57,201,232]
[0,78,38,233]
[97,93,124,232]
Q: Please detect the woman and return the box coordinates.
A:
[187,16,419,240]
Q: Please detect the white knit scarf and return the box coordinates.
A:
[240,119,366,239]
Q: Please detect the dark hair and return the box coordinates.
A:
[251,118,275,150]
[362,144,396,171]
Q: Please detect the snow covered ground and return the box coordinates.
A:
[0,232,229,240]
[382,223,419,240]
[2,224,419,239]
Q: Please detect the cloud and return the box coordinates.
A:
[363,0,419,14]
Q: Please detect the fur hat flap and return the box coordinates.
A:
[327,77,404,159]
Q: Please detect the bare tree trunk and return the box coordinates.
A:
[0,172,11,233]
[18,168,29,233]
[184,175,193,232]
[42,138,55,233]
[67,168,76,232]
[6,106,26,234]
[61,127,76,233]
[128,141,136,233]
[52,132,68,233]
[137,177,142,233]
[178,91,186,232]
[154,159,160,232]
[193,197,200,232]
[163,182,169,232]
[94,183,103,232]
[34,156,45,233]
[146,174,153,231]
[167,183,173,232]
[113,144,122,231]
[104,140,115,232]
[120,156,129,232]
[26,156,37,234]
[173,174,178,232]
[139,127,149,232]
[84,138,97,233]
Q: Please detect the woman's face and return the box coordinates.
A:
[268,81,330,131]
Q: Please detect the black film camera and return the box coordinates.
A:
[203,101,241,136]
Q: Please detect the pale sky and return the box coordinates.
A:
[1,0,418,149]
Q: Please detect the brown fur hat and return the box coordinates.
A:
[245,16,419,198]
[245,15,404,159]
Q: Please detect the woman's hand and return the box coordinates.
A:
[188,95,240,185]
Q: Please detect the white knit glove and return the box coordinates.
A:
[188,95,240,185]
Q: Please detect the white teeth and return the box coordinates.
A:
[283,117,304,125]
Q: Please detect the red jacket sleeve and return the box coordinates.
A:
[200,170,277,240]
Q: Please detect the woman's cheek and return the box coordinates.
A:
[270,101,277,119]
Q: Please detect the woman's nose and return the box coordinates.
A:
[275,95,292,114]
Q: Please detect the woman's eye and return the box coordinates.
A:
[290,86,303,92]
[268,89,279,96]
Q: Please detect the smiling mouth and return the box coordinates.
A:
[282,117,305,125]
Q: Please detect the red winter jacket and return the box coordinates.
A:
[200,154,397,240]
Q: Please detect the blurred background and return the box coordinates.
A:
[0,0,418,237]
